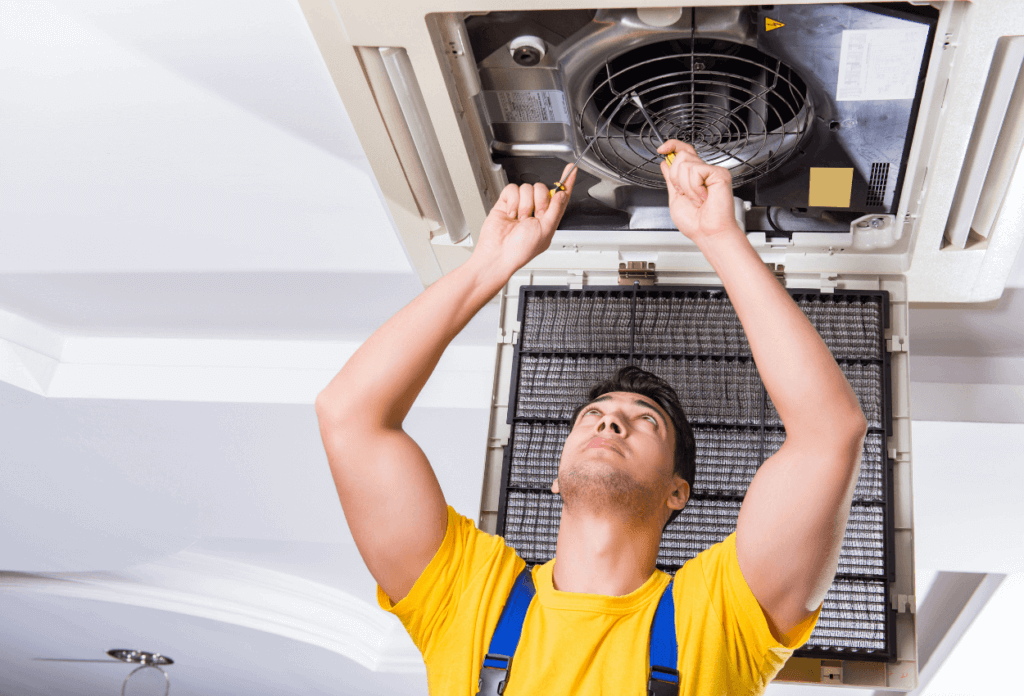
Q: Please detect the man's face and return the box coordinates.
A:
[554,391,685,522]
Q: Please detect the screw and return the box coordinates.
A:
[513,46,542,66]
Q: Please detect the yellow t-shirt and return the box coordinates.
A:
[377,506,820,695]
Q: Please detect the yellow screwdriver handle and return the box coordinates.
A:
[665,152,675,165]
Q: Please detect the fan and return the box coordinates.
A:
[577,29,812,188]
[34,649,173,696]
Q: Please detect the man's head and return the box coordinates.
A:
[552,366,696,530]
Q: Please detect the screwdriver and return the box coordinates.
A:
[630,92,675,166]
[549,93,631,198]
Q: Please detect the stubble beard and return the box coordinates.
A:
[557,459,660,525]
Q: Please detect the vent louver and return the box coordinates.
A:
[866,162,891,207]
[497,285,895,659]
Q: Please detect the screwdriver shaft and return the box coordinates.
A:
[630,92,675,165]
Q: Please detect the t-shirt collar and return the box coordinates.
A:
[533,558,671,614]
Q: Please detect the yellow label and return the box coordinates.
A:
[765,18,785,31]
[808,168,854,208]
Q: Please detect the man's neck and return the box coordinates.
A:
[550,507,663,596]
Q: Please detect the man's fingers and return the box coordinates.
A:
[560,163,577,196]
[497,183,520,218]
[659,157,674,190]
[689,166,709,203]
[533,179,549,218]
[517,183,535,220]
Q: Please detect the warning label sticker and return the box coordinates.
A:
[765,18,785,32]
[835,26,930,101]
[484,90,570,124]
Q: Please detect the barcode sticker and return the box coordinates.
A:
[484,90,570,123]
[835,26,929,101]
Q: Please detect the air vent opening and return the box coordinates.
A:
[866,162,891,208]
[580,38,812,188]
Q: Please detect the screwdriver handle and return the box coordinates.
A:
[665,152,675,166]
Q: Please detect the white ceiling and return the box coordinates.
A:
[0,0,410,275]
[2,1,1023,694]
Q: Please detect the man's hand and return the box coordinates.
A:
[470,164,577,278]
[658,140,740,240]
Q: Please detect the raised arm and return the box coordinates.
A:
[314,167,576,604]
[658,141,867,640]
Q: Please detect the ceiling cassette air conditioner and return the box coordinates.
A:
[302,0,1024,301]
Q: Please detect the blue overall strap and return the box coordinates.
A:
[648,579,679,696]
[476,567,535,696]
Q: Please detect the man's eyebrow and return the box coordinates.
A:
[584,395,668,429]
[634,397,667,429]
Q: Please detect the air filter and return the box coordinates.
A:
[496,285,894,660]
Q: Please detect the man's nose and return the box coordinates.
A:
[598,419,622,434]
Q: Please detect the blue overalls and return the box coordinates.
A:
[475,567,680,696]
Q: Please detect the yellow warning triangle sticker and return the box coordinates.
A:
[765,18,785,32]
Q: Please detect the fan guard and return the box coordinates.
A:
[578,38,812,188]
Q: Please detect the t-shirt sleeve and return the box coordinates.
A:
[376,505,523,660]
[690,532,821,688]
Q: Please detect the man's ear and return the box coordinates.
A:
[551,478,559,495]
[667,476,690,512]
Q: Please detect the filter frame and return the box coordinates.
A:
[495,283,895,661]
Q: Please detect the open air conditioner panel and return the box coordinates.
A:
[466,3,939,235]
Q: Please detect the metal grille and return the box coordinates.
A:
[578,37,811,188]
[498,285,894,659]
[522,290,883,360]
[866,162,891,207]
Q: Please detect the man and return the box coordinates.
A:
[314,141,867,694]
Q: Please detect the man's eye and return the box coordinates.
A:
[642,414,657,424]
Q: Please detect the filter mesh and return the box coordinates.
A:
[806,579,888,651]
[500,286,893,658]
[635,356,764,425]
[634,293,750,356]
[503,490,561,561]
[516,354,764,425]
[521,292,633,353]
[507,421,572,488]
[509,426,885,504]
[505,491,885,579]
[515,355,631,419]
[691,426,763,496]
[794,296,884,360]
[519,290,884,360]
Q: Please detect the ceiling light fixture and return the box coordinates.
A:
[107,650,173,696]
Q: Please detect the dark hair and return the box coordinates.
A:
[568,365,696,529]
